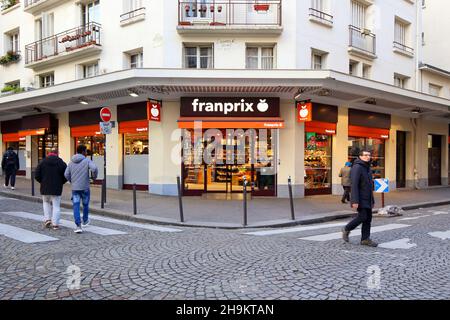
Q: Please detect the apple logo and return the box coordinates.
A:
[257,99,269,112]
[299,105,309,118]
[150,104,159,117]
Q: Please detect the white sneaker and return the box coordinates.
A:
[82,219,90,227]
[74,226,83,234]
[3,184,7,188]
[10,187,15,190]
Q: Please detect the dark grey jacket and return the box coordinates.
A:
[350,159,375,209]
[64,154,98,191]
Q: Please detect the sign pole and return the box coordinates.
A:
[381,192,385,208]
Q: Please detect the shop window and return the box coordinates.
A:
[304,133,332,194]
[75,136,105,156]
[348,137,385,179]
[124,133,148,155]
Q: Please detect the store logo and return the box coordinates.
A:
[297,102,312,122]
[192,98,270,115]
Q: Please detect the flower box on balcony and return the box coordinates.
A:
[254,4,270,11]
[0,51,21,65]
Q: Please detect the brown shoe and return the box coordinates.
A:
[342,228,350,242]
[361,239,378,247]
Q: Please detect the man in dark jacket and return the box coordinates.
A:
[2,147,20,190]
[35,149,67,230]
[342,149,378,247]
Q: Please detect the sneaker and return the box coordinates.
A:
[74,226,83,234]
[342,228,350,242]
[3,184,7,188]
[52,225,60,230]
[82,219,90,227]
[44,220,52,228]
[10,187,15,190]
[361,239,378,247]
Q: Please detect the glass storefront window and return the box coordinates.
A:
[75,136,104,156]
[38,134,58,162]
[304,133,332,193]
[348,137,385,179]
[124,133,148,155]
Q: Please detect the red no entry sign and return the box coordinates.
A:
[100,107,112,122]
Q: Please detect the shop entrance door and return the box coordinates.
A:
[396,131,406,188]
[428,134,442,186]
[31,133,58,170]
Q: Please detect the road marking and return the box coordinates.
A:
[243,222,347,236]
[60,211,182,233]
[298,224,411,242]
[378,238,417,249]
[2,212,126,236]
[398,215,431,221]
[428,230,450,240]
[430,211,449,216]
[0,223,58,243]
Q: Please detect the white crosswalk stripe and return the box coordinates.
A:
[398,215,431,221]
[60,211,182,233]
[378,238,417,249]
[428,230,450,240]
[0,223,58,243]
[298,224,411,242]
[2,212,126,236]
[243,222,348,236]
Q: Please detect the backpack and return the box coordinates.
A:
[5,152,16,167]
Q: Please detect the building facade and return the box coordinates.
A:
[0,0,449,198]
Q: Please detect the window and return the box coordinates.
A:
[9,32,19,53]
[429,83,442,96]
[394,74,409,89]
[348,137,385,179]
[349,60,358,75]
[394,19,407,46]
[184,45,213,69]
[83,62,99,78]
[246,46,275,69]
[311,0,324,11]
[124,133,148,155]
[130,52,143,68]
[311,50,327,70]
[82,0,100,24]
[40,73,54,88]
[362,64,371,79]
[351,0,366,28]
[123,0,142,12]
[421,32,425,46]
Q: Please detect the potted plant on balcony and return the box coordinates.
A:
[0,51,20,65]
[254,3,270,11]
[0,0,18,11]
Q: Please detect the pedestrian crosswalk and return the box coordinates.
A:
[0,210,183,244]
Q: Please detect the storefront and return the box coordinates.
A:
[19,114,58,170]
[428,134,442,186]
[117,102,149,190]
[178,97,283,196]
[348,109,390,180]
[1,119,26,175]
[69,108,104,182]
[300,102,338,196]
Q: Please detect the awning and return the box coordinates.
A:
[177,117,284,129]
[348,125,390,139]
[305,121,337,135]
[71,125,102,137]
[2,133,22,142]
[19,128,46,137]
[119,120,148,134]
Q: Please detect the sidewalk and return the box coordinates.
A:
[1,177,449,228]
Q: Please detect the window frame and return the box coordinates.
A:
[130,52,143,69]
[39,73,54,88]
[183,44,214,69]
[245,45,275,70]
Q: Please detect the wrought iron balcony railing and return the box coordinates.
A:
[349,25,376,56]
[393,41,414,55]
[309,8,333,24]
[25,22,101,65]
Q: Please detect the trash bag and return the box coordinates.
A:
[377,205,404,216]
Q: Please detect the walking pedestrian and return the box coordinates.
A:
[342,149,378,247]
[339,161,352,204]
[64,145,98,234]
[1,147,19,190]
[34,149,67,230]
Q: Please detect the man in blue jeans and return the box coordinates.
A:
[64,145,98,234]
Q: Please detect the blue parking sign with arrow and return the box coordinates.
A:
[374,178,389,193]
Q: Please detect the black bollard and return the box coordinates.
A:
[243,177,248,227]
[288,176,295,220]
[133,183,137,215]
[101,179,106,209]
[31,171,35,196]
[176,176,184,222]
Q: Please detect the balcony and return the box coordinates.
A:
[348,25,377,60]
[177,0,282,35]
[308,8,333,27]
[393,41,414,58]
[120,7,146,26]
[24,0,70,14]
[25,22,101,70]
[1,0,20,13]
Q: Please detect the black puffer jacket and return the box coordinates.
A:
[34,155,68,196]
[1,150,19,174]
[350,158,375,209]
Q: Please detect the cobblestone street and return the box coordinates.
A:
[0,196,449,300]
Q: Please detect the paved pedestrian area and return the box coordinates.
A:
[0,196,449,300]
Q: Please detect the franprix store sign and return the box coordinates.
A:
[180,97,280,117]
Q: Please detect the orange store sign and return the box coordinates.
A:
[297,102,312,122]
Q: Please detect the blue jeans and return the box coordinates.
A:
[72,189,90,227]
